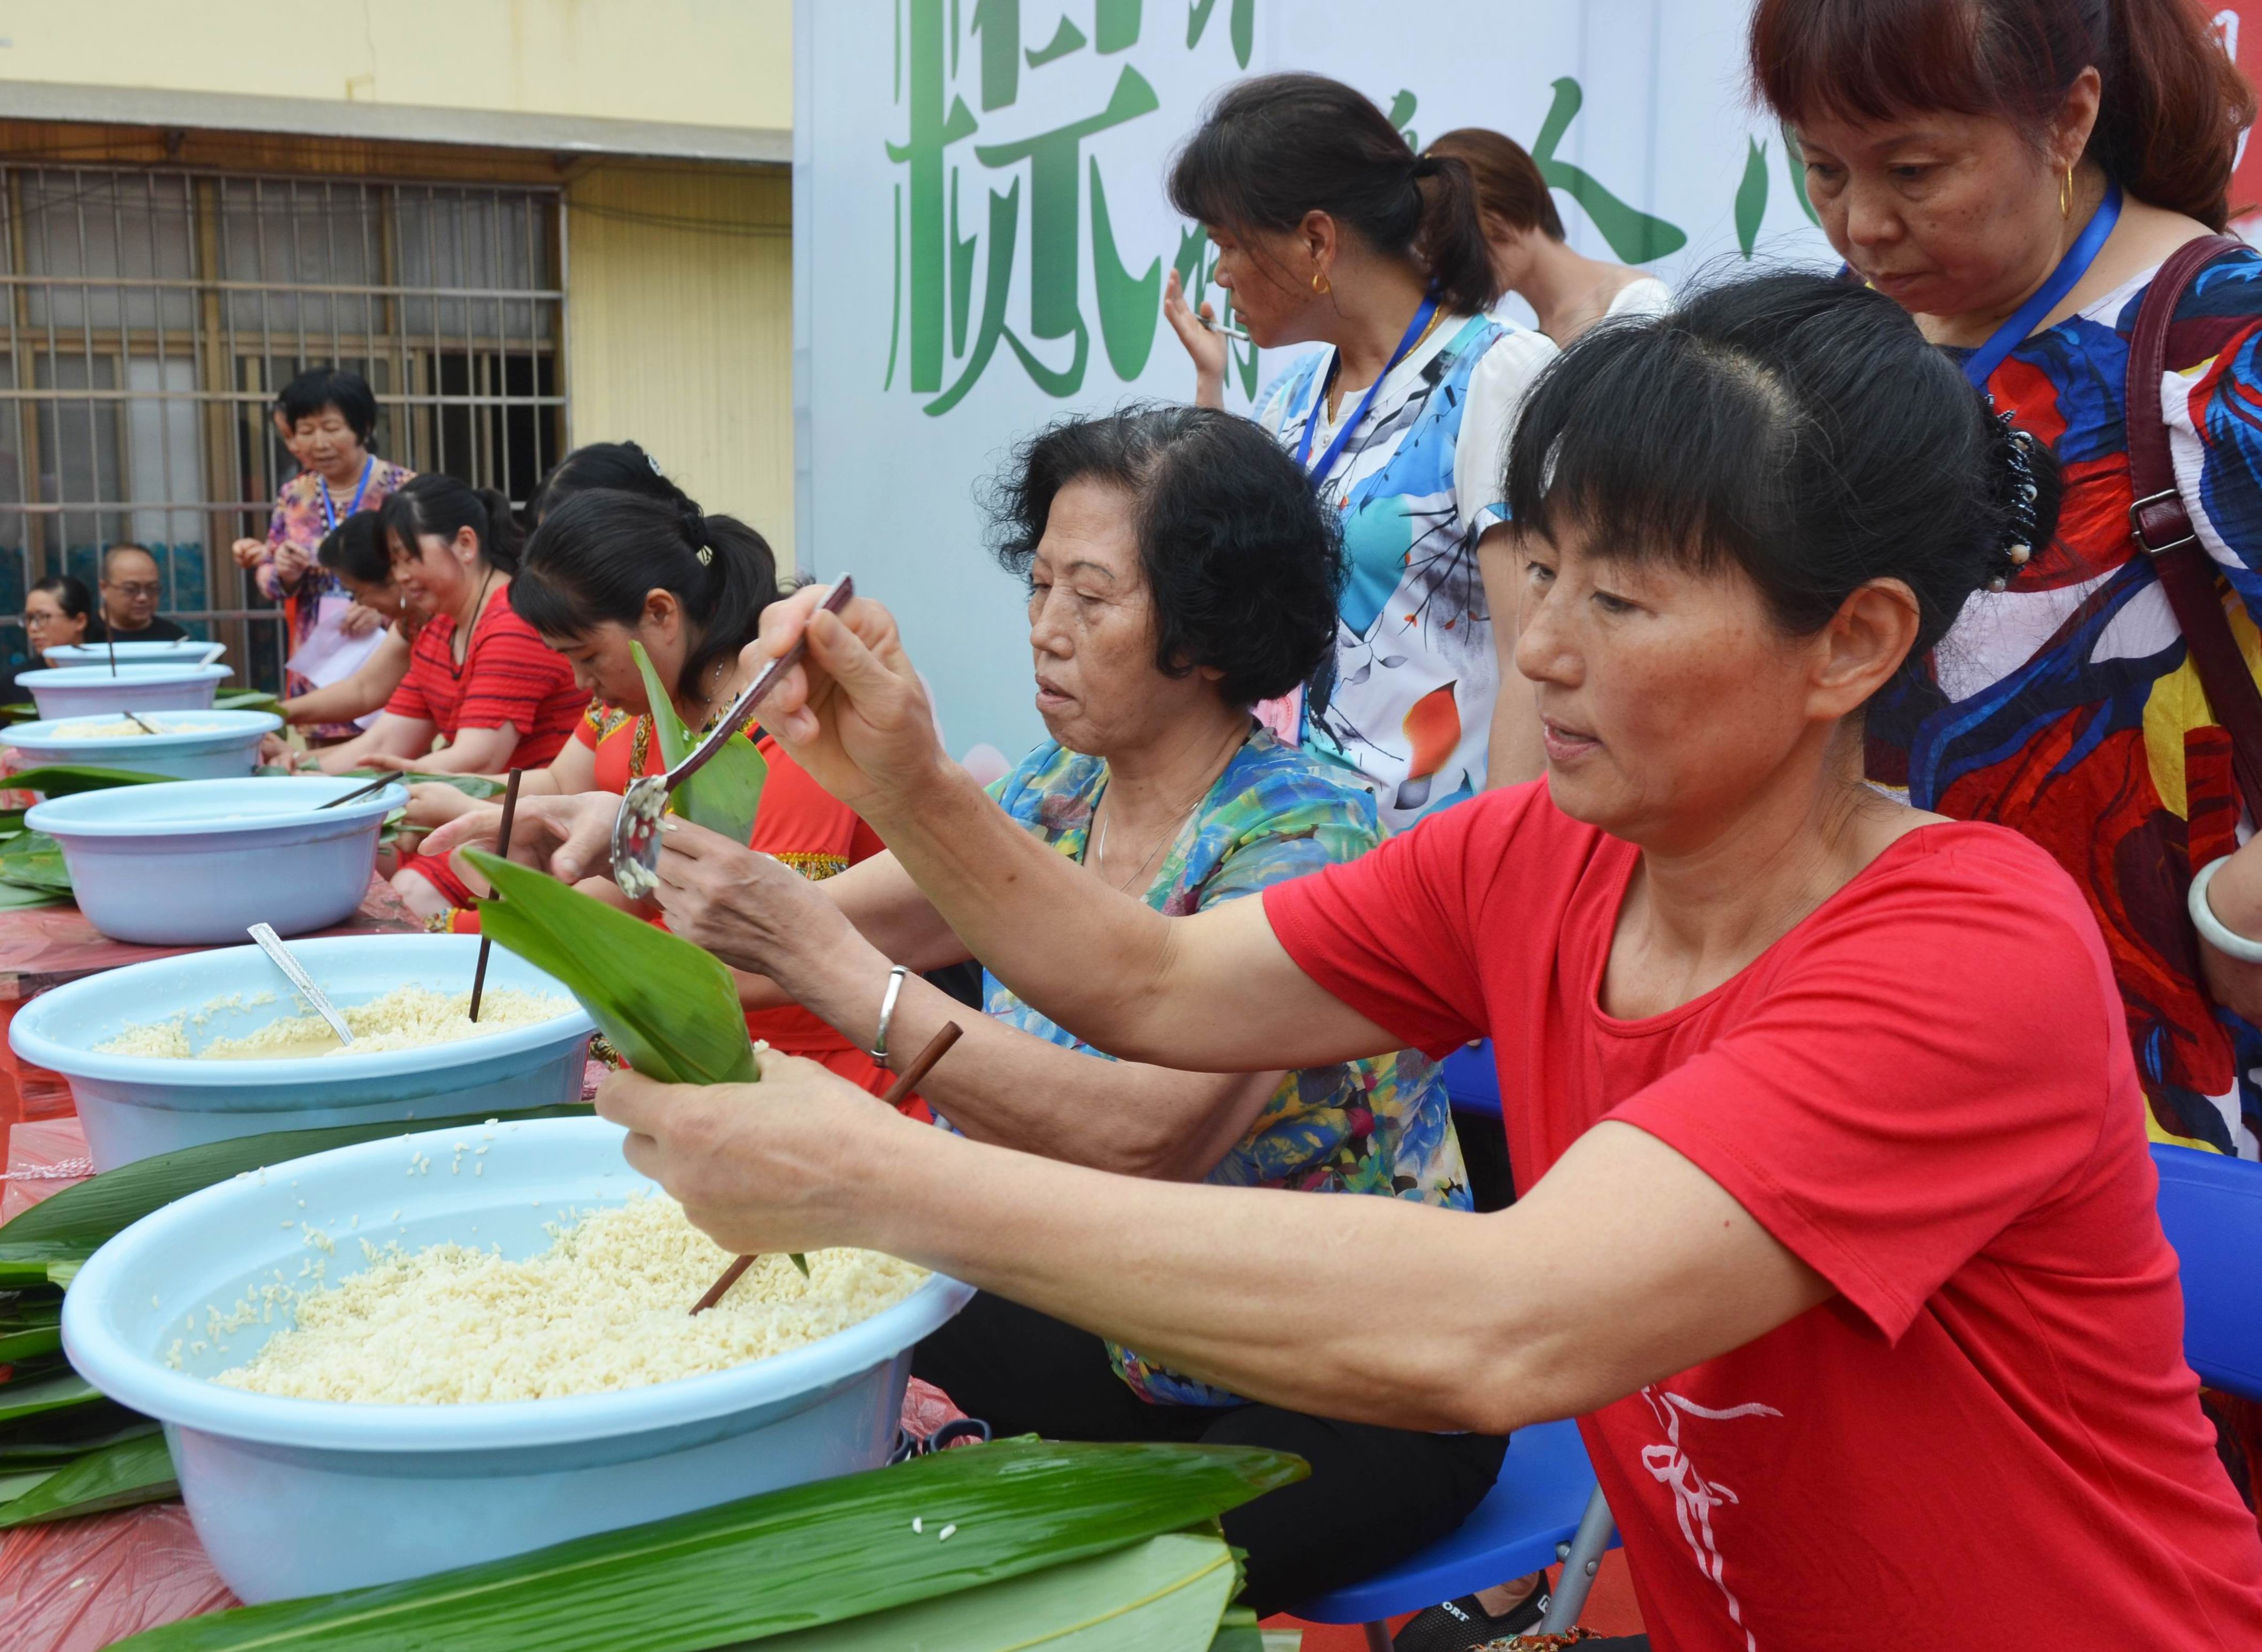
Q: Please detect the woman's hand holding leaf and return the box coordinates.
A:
[425,791,621,883]
[598,1048,902,1259]
[746,586,951,823]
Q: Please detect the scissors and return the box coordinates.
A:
[609,577,855,899]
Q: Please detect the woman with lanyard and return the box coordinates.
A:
[230,367,413,740]
[1753,0,2262,1505]
[1161,73,1557,830]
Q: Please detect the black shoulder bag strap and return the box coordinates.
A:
[2126,235,2262,822]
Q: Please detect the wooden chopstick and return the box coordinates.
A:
[689,1020,962,1315]
[467,767,524,1023]
[316,773,395,810]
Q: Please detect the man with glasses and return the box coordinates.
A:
[97,544,187,642]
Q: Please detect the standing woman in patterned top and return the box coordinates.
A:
[1751,0,2262,1497]
[1160,74,1557,830]
[228,368,413,738]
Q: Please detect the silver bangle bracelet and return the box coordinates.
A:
[2189,855,2262,964]
[868,964,910,1064]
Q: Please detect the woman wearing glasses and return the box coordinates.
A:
[3,575,97,710]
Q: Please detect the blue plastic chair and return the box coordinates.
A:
[1441,1039,1501,1117]
[2149,1143,2262,1400]
[1291,1417,1617,1650]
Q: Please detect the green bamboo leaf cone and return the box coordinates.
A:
[631,639,767,842]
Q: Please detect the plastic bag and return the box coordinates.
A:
[0,1502,236,1652]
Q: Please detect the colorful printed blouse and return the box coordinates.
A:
[982,725,1470,1405]
[1867,247,2262,1159]
[260,458,414,733]
[1253,315,1556,833]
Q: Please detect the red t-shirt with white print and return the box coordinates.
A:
[1263,783,2262,1650]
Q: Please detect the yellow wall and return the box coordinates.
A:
[564,161,795,562]
[0,0,790,135]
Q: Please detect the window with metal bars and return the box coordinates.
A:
[0,165,566,696]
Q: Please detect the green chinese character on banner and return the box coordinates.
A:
[889,0,1178,415]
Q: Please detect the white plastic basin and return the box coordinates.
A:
[17,663,232,721]
[9,934,595,1169]
[24,775,403,946]
[44,641,224,668]
[62,1117,972,1602]
[4,710,282,784]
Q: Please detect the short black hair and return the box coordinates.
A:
[315,510,389,586]
[985,405,1343,709]
[277,367,378,445]
[29,574,92,622]
[1506,272,2061,679]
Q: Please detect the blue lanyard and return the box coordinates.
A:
[316,457,373,535]
[1294,294,1440,488]
[1960,180,2122,390]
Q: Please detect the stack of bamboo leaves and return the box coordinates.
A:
[107,1437,1301,1651]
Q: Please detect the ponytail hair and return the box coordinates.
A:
[379,474,522,576]
[1167,72,1500,315]
[514,488,780,703]
[1750,0,2255,232]
[524,440,688,530]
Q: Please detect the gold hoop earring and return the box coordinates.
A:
[2060,165,2074,219]
[1311,270,1331,296]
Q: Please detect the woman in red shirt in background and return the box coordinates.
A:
[541,276,2262,1646]
[439,481,896,1099]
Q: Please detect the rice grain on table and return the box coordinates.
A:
[96,983,570,1059]
[211,1194,926,1403]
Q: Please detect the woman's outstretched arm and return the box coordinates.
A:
[733,587,1401,1072]
[601,1053,1831,1436]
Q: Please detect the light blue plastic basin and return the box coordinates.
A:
[25,775,404,946]
[18,663,232,721]
[44,641,224,668]
[62,1117,973,1602]
[9,934,596,1169]
[4,709,282,784]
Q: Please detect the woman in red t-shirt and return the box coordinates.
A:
[307,474,586,777]
[493,276,2262,1645]
[431,482,895,1097]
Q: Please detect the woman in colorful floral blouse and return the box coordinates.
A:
[230,367,412,739]
[428,406,1486,1612]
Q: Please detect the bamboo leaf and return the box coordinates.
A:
[215,690,281,715]
[0,831,73,892]
[0,1467,57,1504]
[0,1418,160,1469]
[0,1104,595,1258]
[0,879,67,910]
[0,1430,176,1528]
[113,1438,1307,1652]
[0,1372,98,1425]
[465,849,755,1086]
[0,1321,61,1363]
[3,764,176,797]
[748,1531,1239,1652]
[630,641,767,841]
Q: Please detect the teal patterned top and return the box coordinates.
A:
[975,724,1470,1405]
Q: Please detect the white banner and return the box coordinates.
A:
[795,0,1832,758]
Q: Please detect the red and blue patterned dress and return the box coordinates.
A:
[1867,246,2262,1163]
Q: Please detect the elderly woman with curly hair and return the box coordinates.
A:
[437,405,1487,1612]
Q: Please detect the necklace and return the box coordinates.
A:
[1089,745,1236,895]
[449,567,496,669]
